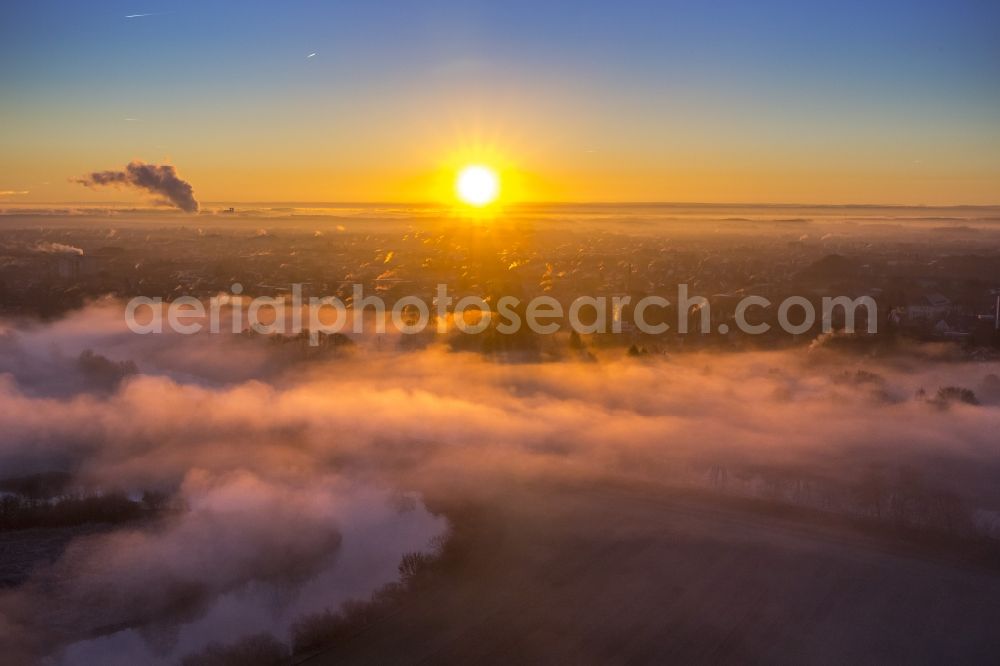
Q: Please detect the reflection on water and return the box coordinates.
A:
[53,486,446,665]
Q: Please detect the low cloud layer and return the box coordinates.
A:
[75,161,198,213]
[2,472,441,664]
[1,300,999,662]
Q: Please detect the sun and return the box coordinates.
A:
[455,164,500,207]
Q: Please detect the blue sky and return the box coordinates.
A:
[2,0,998,203]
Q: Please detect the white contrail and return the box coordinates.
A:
[125,12,168,19]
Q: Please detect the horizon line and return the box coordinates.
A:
[4,200,1000,209]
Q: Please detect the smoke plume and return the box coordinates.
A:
[75,161,199,213]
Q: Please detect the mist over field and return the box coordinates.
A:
[2,201,1000,665]
[4,0,999,660]
[2,294,1000,662]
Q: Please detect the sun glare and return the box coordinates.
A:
[455,165,500,207]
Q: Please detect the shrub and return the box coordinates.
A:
[398,550,434,583]
[935,386,979,406]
